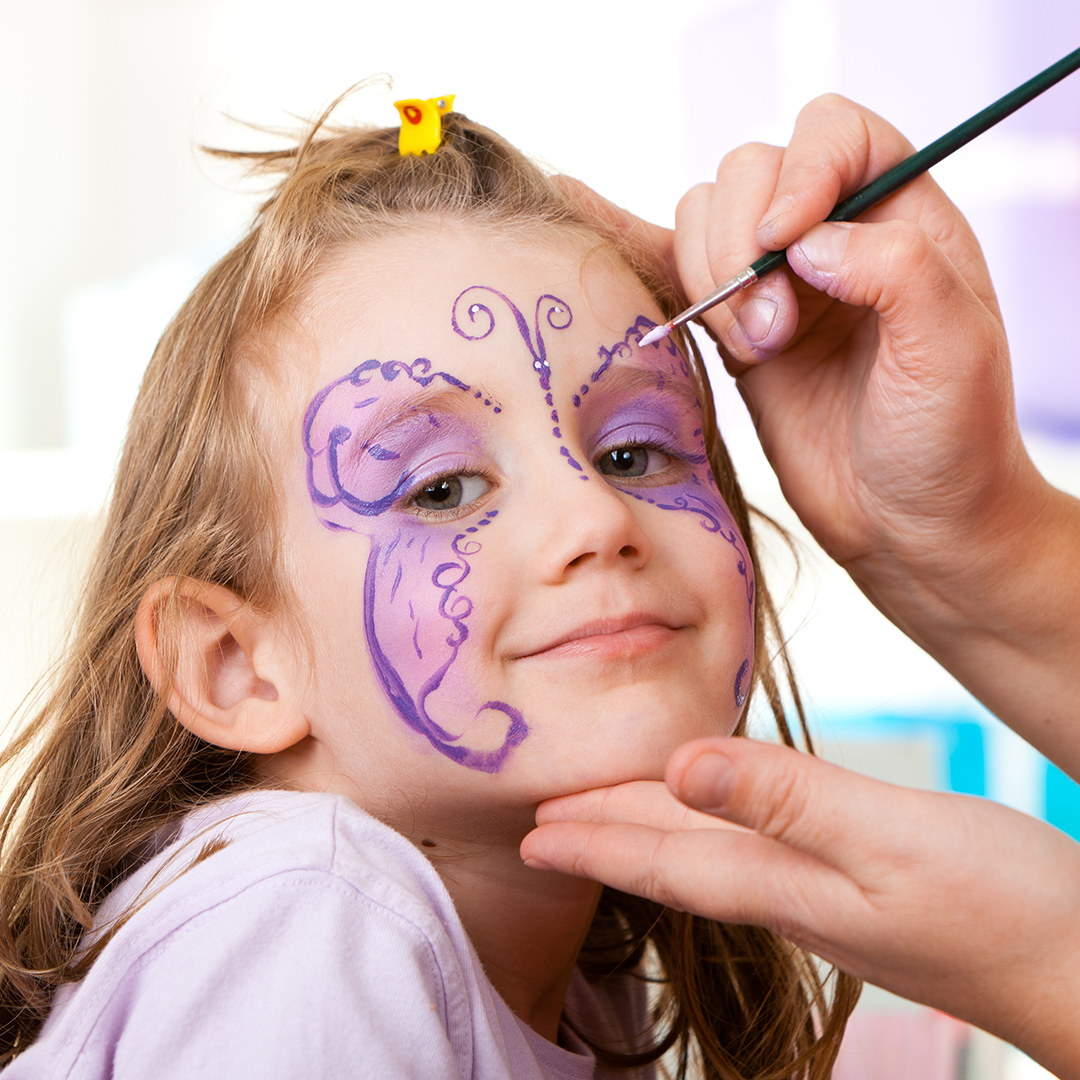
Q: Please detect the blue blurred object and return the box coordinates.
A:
[816,715,986,796]
[1045,762,1080,841]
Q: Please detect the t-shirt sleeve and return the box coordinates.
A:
[74,870,469,1080]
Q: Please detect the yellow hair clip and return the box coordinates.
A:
[394,95,455,156]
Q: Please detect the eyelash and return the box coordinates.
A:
[397,433,690,523]
[400,465,496,520]
[593,437,687,484]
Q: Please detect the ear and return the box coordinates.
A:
[135,578,310,754]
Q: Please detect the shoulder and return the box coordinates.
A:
[9,792,477,1079]
[95,790,463,945]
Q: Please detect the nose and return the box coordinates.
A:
[534,469,654,584]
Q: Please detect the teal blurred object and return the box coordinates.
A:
[945,721,986,797]
[1044,762,1080,841]
[816,715,986,797]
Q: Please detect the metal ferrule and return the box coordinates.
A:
[673,266,759,331]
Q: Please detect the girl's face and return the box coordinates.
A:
[278,222,754,825]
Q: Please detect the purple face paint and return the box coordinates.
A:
[452,286,590,478]
[303,294,755,775]
[734,659,750,708]
[571,315,687,408]
[304,357,526,773]
[585,318,756,619]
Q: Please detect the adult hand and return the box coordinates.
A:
[521,737,1080,1079]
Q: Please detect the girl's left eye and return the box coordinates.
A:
[411,473,491,512]
[596,445,671,479]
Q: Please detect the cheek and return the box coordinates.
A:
[366,517,499,670]
[361,515,529,773]
[366,527,453,675]
[641,471,756,709]
[638,466,755,616]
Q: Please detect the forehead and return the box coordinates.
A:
[293,221,669,396]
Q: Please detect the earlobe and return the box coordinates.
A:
[135,578,310,754]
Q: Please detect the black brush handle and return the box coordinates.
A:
[748,45,1080,282]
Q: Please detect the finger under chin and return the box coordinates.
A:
[520,819,859,950]
[534,782,678,827]
[534,780,751,833]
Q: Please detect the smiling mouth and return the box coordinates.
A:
[515,616,685,662]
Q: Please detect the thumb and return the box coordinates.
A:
[666,737,905,876]
[787,219,1004,384]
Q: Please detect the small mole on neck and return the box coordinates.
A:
[421,838,437,848]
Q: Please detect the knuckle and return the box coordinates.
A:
[799,92,856,118]
[680,180,713,205]
[718,141,780,174]
[876,220,949,294]
[881,217,928,259]
[794,93,863,137]
[749,759,814,843]
[645,834,688,909]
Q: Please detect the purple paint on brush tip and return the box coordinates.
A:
[638,323,672,348]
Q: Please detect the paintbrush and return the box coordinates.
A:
[638,45,1080,349]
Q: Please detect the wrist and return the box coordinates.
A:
[839,450,1071,653]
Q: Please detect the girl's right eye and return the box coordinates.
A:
[411,474,491,513]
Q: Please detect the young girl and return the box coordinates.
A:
[0,93,859,1077]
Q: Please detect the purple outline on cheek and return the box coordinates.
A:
[361,522,527,772]
[582,317,755,616]
[452,286,590,479]
[304,358,528,774]
[734,659,750,708]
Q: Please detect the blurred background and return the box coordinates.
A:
[1,1,1077,1076]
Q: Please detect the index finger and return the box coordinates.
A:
[535,780,750,834]
[755,94,919,248]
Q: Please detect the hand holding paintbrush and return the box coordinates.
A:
[640,46,1080,348]
[524,65,1080,1077]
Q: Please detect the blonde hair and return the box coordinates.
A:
[0,89,859,1073]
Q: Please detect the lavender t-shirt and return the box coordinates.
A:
[4,791,652,1078]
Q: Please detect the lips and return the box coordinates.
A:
[512,614,685,661]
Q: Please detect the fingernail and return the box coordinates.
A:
[734,297,778,346]
[756,194,794,244]
[522,857,554,872]
[678,752,735,814]
[791,222,853,277]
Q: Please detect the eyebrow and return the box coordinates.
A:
[581,362,700,410]
[344,384,497,460]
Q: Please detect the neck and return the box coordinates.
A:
[426,830,603,1041]
[262,742,603,1042]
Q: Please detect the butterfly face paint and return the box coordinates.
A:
[305,357,528,773]
[289,227,755,799]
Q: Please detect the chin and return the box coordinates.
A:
[507,694,736,799]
